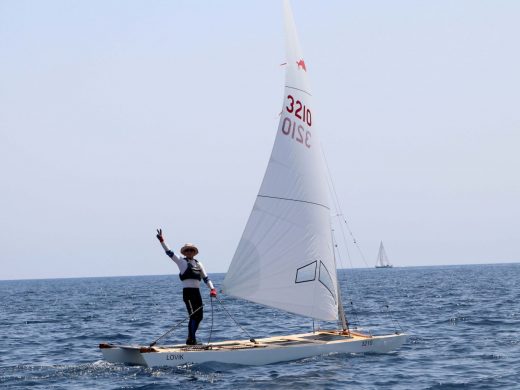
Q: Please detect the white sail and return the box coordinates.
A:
[376,241,391,267]
[222,0,338,321]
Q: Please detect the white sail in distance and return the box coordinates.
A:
[222,0,339,321]
[376,241,391,267]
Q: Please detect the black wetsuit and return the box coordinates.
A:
[183,288,203,343]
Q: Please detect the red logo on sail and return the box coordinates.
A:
[296,59,307,72]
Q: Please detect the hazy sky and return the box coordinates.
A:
[1,0,519,280]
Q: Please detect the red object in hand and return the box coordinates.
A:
[210,289,217,298]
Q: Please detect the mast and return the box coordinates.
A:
[331,229,349,332]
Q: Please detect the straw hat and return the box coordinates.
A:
[180,243,199,256]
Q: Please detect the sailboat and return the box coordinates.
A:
[375,241,393,268]
[99,1,406,367]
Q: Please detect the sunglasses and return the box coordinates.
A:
[185,248,196,253]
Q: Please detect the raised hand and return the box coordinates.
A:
[156,228,164,243]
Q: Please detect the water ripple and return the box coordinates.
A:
[1,264,519,389]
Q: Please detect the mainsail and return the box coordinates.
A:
[222,0,339,321]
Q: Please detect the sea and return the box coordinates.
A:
[1,263,519,389]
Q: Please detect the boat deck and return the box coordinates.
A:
[127,330,373,353]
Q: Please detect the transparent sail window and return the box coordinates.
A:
[319,261,336,302]
[295,261,317,283]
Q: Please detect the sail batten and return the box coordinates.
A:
[222,0,339,321]
[257,195,330,210]
[285,86,312,96]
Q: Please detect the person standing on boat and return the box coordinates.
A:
[156,229,217,345]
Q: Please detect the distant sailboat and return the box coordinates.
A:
[375,241,393,268]
[99,0,406,367]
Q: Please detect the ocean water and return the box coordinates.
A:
[1,263,519,389]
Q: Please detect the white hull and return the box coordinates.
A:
[100,330,406,367]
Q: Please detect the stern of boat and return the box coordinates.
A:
[99,343,148,366]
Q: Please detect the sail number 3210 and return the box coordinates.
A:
[286,95,312,127]
[283,95,312,148]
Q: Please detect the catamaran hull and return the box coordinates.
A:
[100,331,407,367]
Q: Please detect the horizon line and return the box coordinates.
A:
[1,260,518,282]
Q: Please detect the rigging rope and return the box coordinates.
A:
[150,296,257,347]
[348,299,362,331]
[383,304,405,334]
[216,297,257,343]
[206,297,215,345]
[322,148,371,334]
[149,304,204,347]
[321,147,404,335]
